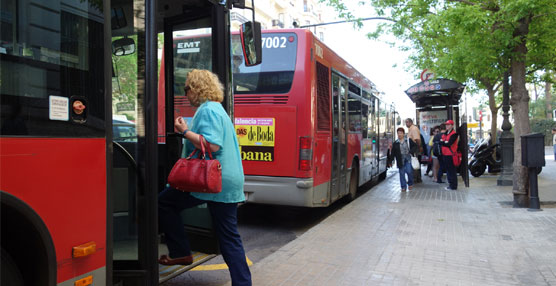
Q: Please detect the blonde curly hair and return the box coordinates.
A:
[185,69,224,106]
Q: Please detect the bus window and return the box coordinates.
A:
[361,103,369,138]
[369,97,377,140]
[348,93,361,132]
[173,27,213,97]
[0,0,105,137]
[232,32,297,94]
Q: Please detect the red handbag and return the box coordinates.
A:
[167,135,222,193]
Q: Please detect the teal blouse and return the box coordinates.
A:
[182,101,245,203]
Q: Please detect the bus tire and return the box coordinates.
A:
[1,248,24,286]
[347,166,358,201]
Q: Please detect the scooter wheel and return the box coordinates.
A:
[470,164,486,177]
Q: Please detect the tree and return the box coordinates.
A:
[325,0,556,197]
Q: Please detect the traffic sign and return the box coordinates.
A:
[420,69,436,81]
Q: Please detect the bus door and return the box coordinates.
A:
[157,8,231,283]
[330,73,349,202]
[110,1,230,285]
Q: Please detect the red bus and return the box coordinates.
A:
[1,0,256,285]
[232,29,396,207]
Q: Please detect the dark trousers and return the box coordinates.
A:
[437,155,445,182]
[443,156,458,190]
[159,187,252,286]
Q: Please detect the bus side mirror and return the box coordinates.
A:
[112,37,135,56]
[240,21,262,66]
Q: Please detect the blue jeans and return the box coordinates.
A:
[553,144,555,161]
[159,187,252,286]
[398,157,414,189]
[443,156,458,190]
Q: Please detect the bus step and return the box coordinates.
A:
[158,252,217,284]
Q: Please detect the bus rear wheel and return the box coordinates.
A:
[1,248,24,286]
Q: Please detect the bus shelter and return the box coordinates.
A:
[405,79,469,187]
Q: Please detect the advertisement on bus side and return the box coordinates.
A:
[235,118,275,162]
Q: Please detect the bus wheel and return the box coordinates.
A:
[347,168,358,201]
[1,248,24,286]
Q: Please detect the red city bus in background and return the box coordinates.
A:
[232,29,397,207]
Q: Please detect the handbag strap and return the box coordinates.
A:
[199,135,214,160]
[186,134,213,160]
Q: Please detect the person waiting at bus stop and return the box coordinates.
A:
[440,120,459,190]
[388,127,418,192]
[405,118,422,183]
[158,69,251,286]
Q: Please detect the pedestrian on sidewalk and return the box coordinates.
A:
[429,126,441,182]
[552,127,556,161]
[425,127,436,178]
[388,127,419,192]
[434,124,446,183]
[405,118,422,183]
[440,120,459,190]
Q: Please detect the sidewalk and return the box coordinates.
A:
[249,148,556,285]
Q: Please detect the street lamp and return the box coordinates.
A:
[497,72,514,187]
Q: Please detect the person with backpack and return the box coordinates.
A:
[440,120,459,190]
[429,126,441,182]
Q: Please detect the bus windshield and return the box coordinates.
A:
[173,30,213,97]
[232,32,297,94]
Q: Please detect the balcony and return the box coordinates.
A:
[231,12,249,24]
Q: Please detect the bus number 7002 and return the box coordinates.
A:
[261,37,287,49]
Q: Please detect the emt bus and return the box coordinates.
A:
[232,29,397,207]
[0,0,258,285]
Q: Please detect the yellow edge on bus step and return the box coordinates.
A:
[191,255,253,271]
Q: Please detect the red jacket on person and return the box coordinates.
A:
[441,129,458,156]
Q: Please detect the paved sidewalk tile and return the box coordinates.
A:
[248,150,556,286]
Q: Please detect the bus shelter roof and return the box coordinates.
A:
[405,79,465,108]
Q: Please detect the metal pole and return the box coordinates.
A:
[497,72,514,187]
[528,167,541,211]
[298,17,395,28]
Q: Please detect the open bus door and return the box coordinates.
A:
[110,0,261,284]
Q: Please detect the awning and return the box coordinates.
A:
[405,79,465,108]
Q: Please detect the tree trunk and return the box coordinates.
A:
[509,16,531,206]
[487,87,499,146]
[546,79,553,119]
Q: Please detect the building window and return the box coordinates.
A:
[304,0,308,12]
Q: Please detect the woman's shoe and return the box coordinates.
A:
[158,254,193,266]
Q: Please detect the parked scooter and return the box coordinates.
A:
[468,137,501,177]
